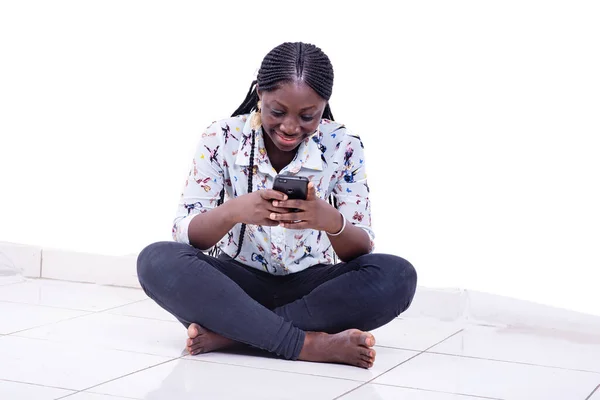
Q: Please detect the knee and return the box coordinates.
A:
[136,241,192,289]
[360,253,418,313]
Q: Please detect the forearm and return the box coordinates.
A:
[187,199,241,250]
[326,212,371,262]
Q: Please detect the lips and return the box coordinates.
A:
[274,130,302,147]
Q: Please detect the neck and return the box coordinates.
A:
[263,132,297,173]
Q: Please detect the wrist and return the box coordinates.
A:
[223,198,242,225]
[325,208,344,235]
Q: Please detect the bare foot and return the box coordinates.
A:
[298,329,377,369]
[186,323,238,355]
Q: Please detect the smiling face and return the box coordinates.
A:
[258,81,327,154]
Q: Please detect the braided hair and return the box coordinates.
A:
[210,42,336,260]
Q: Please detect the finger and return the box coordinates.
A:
[270,212,302,222]
[273,199,304,210]
[306,182,317,200]
[267,207,297,216]
[279,221,309,229]
[261,189,288,201]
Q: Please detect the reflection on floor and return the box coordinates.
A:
[1,277,599,400]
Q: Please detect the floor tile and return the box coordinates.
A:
[370,317,464,351]
[0,301,88,334]
[0,336,171,391]
[60,392,136,399]
[429,325,600,373]
[183,345,417,382]
[16,312,186,357]
[0,275,27,286]
[0,380,74,400]
[0,279,146,311]
[89,358,361,399]
[340,383,495,399]
[106,299,178,322]
[373,352,600,400]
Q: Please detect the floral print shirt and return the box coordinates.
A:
[173,112,374,275]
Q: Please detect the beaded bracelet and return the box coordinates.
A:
[327,213,347,236]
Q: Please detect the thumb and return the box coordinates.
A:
[307,182,317,200]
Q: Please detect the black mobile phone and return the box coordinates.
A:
[273,175,309,200]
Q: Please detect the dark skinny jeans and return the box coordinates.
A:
[137,241,417,360]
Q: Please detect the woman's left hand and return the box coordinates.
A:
[269,182,343,233]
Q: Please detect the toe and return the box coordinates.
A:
[187,323,200,339]
[191,335,203,345]
[357,331,375,347]
[365,333,376,347]
[360,347,376,359]
[190,342,205,354]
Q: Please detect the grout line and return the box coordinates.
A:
[7,313,96,336]
[374,344,427,351]
[58,392,139,400]
[6,298,149,336]
[585,384,600,400]
[425,351,600,375]
[183,356,367,383]
[102,312,178,323]
[0,378,76,392]
[39,248,43,278]
[54,351,363,399]
[53,357,181,400]
[332,328,465,400]
[29,276,142,291]
[367,382,504,400]
[92,298,149,313]
[6,334,182,359]
[0,299,96,313]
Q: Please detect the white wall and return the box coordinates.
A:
[1,1,599,315]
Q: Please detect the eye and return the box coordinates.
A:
[301,115,314,122]
[270,109,284,117]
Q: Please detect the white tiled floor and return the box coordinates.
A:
[1,277,599,400]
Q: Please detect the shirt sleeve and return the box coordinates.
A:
[172,122,225,245]
[332,132,375,252]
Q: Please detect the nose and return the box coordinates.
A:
[280,117,302,135]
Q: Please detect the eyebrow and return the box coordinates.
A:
[272,100,316,112]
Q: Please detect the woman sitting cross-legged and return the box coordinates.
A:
[137,42,417,369]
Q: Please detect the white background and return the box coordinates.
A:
[1,1,599,315]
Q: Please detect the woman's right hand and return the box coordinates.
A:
[232,190,288,226]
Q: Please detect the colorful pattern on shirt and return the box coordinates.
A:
[173,112,374,275]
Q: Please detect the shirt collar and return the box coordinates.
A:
[235,112,324,173]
